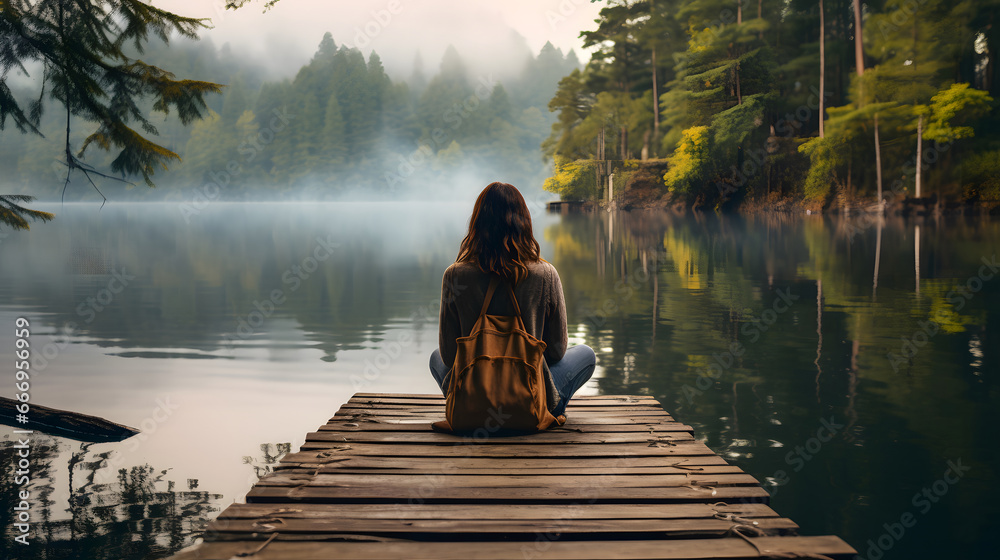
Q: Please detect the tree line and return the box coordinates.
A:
[543,0,999,209]
[1,30,580,201]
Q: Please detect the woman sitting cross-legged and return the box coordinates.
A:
[429,181,596,431]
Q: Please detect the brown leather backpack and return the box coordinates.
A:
[432,275,565,435]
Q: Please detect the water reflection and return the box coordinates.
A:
[554,209,996,558]
[243,443,292,479]
[0,435,297,558]
[0,435,222,559]
[0,203,996,558]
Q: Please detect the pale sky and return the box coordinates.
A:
[152,0,604,78]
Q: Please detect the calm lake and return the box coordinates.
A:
[0,200,996,559]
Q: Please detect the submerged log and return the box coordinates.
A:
[0,396,139,443]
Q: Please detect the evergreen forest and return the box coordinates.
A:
[0,32,580,202]
[544,0,999,209]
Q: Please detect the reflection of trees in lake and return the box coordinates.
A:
[547,210,997,452]
[6,205,995,374]
[243,442,291,479]
[1,204,469,364]
[542,210,998,560]
[0,435,222,560]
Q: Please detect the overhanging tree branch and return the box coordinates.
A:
[0,0,224,227]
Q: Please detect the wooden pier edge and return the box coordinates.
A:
[170,393,857,560]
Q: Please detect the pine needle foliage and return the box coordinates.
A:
[0,0,223,227]
[0,194,54,229]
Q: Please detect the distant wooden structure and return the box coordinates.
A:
[171,393,856,559]
[546,200,586,213]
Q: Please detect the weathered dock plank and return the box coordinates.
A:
[170,393,856,560]
[317,421,696,432]
[212,502,782,521]
[303,430,697,444]
[274,455,732,472]
[172,536,856,559]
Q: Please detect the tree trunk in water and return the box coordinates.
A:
[847,156,852,198]
[846,338,859,440]
[652,46,659,147]
[815,277,823,403]
[819,0,826,138]
[597,128,605,199]
[915,224,921,296]
[873,217,882,301]
[875,112,883,209]
[915,113,923,198]
[649,250,658,344]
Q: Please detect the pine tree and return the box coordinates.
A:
[382,82,419,145]
[409,52,428,100]
[417,45,473,137]
[321,93,348,172]
[542,69,594,161]
[517,41,570,110]
[0,195,54,230]
[220,75,250,126]
[335,47,378,161]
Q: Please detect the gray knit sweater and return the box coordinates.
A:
[437,259,568,413]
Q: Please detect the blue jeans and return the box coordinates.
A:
[429,344,597,417]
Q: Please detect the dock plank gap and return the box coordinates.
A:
[170,393,856,559]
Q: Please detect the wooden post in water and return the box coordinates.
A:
[608,172,614,210]
[916,114,923,198]
[608,204,614,249]
[847,338,860,439]
[815,278,823,403]
[873,217,882,301]
[915,225,921,296]
[651,254,659,343]
[597,128,606,201]
[875,113,883,211]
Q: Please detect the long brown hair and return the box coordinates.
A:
[456,182,542,285]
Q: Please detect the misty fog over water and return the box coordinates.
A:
[1,202,997,558]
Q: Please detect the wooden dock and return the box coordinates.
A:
[546,200,587,213]
[172,393,856,559]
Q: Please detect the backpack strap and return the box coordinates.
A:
[479,276,501,319]
[504,280,522,316]
[480,275,525,327]
[501,277,529,332]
